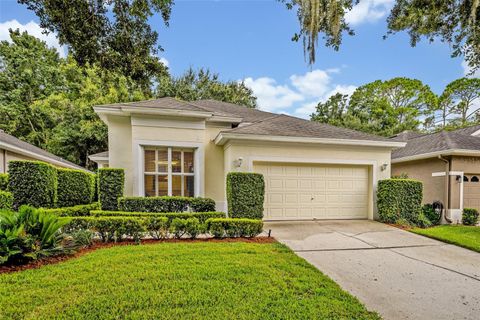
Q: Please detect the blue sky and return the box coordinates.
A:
[0,0,477,118]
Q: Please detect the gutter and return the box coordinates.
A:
[438,155,453,223]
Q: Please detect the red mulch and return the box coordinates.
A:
[386,223,413,230]
[0,237,276,274]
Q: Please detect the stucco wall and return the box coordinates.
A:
[0,148,74,173]
[391,158,446,205]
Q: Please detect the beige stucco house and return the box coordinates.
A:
[0,129,87,173]
[91,98,405,221]
[391,126,480,223]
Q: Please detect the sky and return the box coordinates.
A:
[0,0,478,119]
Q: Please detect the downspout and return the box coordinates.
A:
[438,155,453,223]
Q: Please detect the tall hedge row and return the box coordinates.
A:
[377,179,423,223]
[226,172,265,219]
[8,161,58,209]
[98,168,124,210]
[57,168,96,207]
[0,173,8,191]
[118,196,216,213]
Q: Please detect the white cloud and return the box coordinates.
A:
[244,68,356,118]
[461,60,480,78]
[0,20,66,57]
[159,57,169,67]
[345,0,394,26]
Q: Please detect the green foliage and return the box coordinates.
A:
[377,179,423,224]
[462,208,479,226]
[8,161,57,209]
[98,168,124,211]
[226,172,265,219]
[44,202,100,217]
[118,196,216,213]
[91,210,225,224]
[0,206,70,265]
[143,216,169,240]
[422,204,441,226]
[57,168,96,207]
[0,174,8,191]
[437,78,480,127]
[206,218,264,238]
[169,217,204,239]
[412,225,480,253]
[0,191,13,210]
[310,93,348,126]
[156,68,257,108]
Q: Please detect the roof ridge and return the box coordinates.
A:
[226,114,283,133]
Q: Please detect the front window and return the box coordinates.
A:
[144,147,195,197]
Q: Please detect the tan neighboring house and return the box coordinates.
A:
[0,129,87,173]
[91,98,405,221]
[391,126,480,223]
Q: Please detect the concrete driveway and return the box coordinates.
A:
[265,220,480,320]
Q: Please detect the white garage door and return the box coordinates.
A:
[254,162,369,220]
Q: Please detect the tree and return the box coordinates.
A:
[310,92,348,126]
[442,78,480,125]
[156,68,257,108]
[283,0,480,70]
[18,0,172,91]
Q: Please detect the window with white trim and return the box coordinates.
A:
[144,147,195,197]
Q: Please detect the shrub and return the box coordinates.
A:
[411,212,432,228]
[44,202,100,217]
[98,168,124,211]
[0,173,8,191]
[57,169,96,207]
[206,218,263,238]
[462,208,479,226]
[422,203,441,225]
[8,161,58,209]
[143,216,169,239]
[226,172,265,219]
[0,191,13,210]
[377,179,423,224]
[91,210,225,224]
[169,218,203,239]
[118,196,216,213]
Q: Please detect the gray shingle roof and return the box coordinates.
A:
[0,130,87,170]
[89,151,108,159]
[191,100,275,122]
[390,131,427,141]
[392,125,480,160]
[97,97,209,113]
[223,114,393,141]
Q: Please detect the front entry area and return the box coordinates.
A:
[254,162,370,220]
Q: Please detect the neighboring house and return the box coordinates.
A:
[89,151,109,168]
[0,129,87,173]
[391,126,480,223]
[92,98,404,220]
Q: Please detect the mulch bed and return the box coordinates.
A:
[0,237,276,274]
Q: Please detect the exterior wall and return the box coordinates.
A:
[450,156,480,212]
[392,158,446,205]
[223,141,393,220]
[0,148,75,173]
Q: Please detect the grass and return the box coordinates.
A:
[0,242,379,320]
[411,225,480,253]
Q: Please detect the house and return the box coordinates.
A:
[0,129,88,173]
[391,126,480,223]
[91,98,405,220]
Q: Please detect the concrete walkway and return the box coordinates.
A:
[265,220,480,320]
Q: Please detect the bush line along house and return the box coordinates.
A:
[90,98,405,220]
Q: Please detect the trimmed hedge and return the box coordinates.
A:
[422,203,441,225]
[226,172,264,219]
[91,210,225,224]
[377,179,423,224]
[44,202,100,216]
[98,168,124,211]
[206,218,263,238]
[57,168,96,207]
[0,173,8,191]
[8,161,58,209]
[0,190,13,210]
[463,208,479,226]
[118,196,216,213]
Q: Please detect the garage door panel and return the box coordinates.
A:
[255,162,369,220]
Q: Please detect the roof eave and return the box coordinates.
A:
[392,149,480,163]
[214,133,406,148]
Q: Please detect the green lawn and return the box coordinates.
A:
[0,241,379,320]
[411,225,480,253]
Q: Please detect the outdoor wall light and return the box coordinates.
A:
[233,157,244,168]
[380,163,388,171]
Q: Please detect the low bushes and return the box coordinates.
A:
[422,204,441,225]
[226,172,265,219]
[98,168,124,211]
[8,161,58,209]
[0,173,8,191]
[57,169,96,207]
[0,191,13,210]
[377,179,424,225]
[206,218,263,238]
[462,208,479,226]
[118,196,216,213]
[91,210,225,223]
[44,202,100,216]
